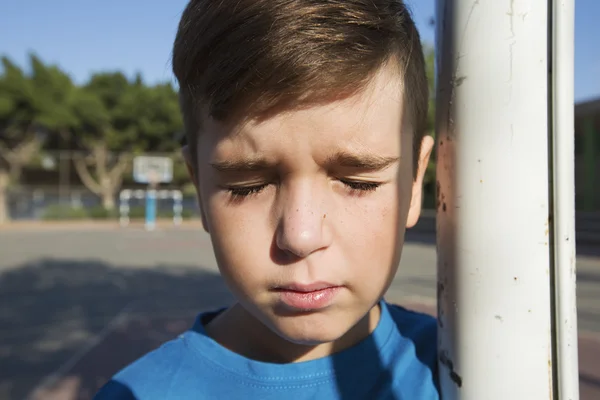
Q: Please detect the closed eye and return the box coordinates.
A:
[224,180,380,201]
[339,180,381,193]
[226,184,269,200]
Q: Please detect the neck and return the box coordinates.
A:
[205,303,381,364]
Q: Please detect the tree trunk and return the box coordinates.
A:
[0,168,9,224]
[102,195,115,210]
[101,186,116,210]
[0,135,42,224]
[73,145,130,211]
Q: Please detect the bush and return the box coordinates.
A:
[127,206,147,220]
[175,208,195,220]
[42,205,89,220]
[88,206,119,220]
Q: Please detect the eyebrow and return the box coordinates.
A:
[326,151,399,170]
[210,152,399,172]
[210,158,274,172]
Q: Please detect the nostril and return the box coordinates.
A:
[270,235,302,266]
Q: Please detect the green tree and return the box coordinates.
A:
[71,73,182,210]
[0,55,183,219]
[0,55,71,223]
[114,80,182,153]
[70,86,124,210]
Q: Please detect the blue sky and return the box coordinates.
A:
[1,0,598,102]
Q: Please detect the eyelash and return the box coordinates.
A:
[339,180,381,193]
[227,184,269,199]
[226,180,381,199]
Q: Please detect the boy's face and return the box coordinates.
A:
[186,65,433,354]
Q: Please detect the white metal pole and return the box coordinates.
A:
[551,0,579,398]
[119,190,131,227]
[434,0,577,398]
[173,190,183,226]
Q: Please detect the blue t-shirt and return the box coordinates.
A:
[95,301,439,399]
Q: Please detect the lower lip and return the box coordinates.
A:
[276,287,341,310]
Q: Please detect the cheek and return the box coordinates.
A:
[339,188,401,264]
[335,198,399,298]
[204,192,273,286]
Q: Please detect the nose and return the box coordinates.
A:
[275,180,331,259]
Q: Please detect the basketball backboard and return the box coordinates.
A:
[133,156,173,184]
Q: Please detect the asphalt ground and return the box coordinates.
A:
[0,223,598,399]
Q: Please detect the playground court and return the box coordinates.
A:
[0,223,598,399]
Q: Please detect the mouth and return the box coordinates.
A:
[272,282,342,311]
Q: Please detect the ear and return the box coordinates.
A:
[406,135,434,228]
[181,144,209,233]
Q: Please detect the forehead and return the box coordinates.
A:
[200,64,409,156]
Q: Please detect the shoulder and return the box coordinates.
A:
[386,302,437,342]
[94,379,137,399]
[385,302,439,391]
[386,302,437,357]
[94,334,191,399]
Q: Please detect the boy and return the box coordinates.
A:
[96,0,438,398]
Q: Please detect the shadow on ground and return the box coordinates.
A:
[0,259,235,400]
[2,256,599,400]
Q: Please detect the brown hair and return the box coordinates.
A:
[172,0,428,177]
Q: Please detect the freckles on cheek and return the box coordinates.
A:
[346,200,395,241]
[372,206,395,241]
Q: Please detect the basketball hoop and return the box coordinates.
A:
[130,155,175,231]
[133,156,173,185]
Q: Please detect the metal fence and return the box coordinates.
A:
[9,185,598,249]
[7,186,200,221]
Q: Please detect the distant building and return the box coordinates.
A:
[575,97,600,211]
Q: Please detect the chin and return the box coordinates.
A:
[269,310,357,346]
